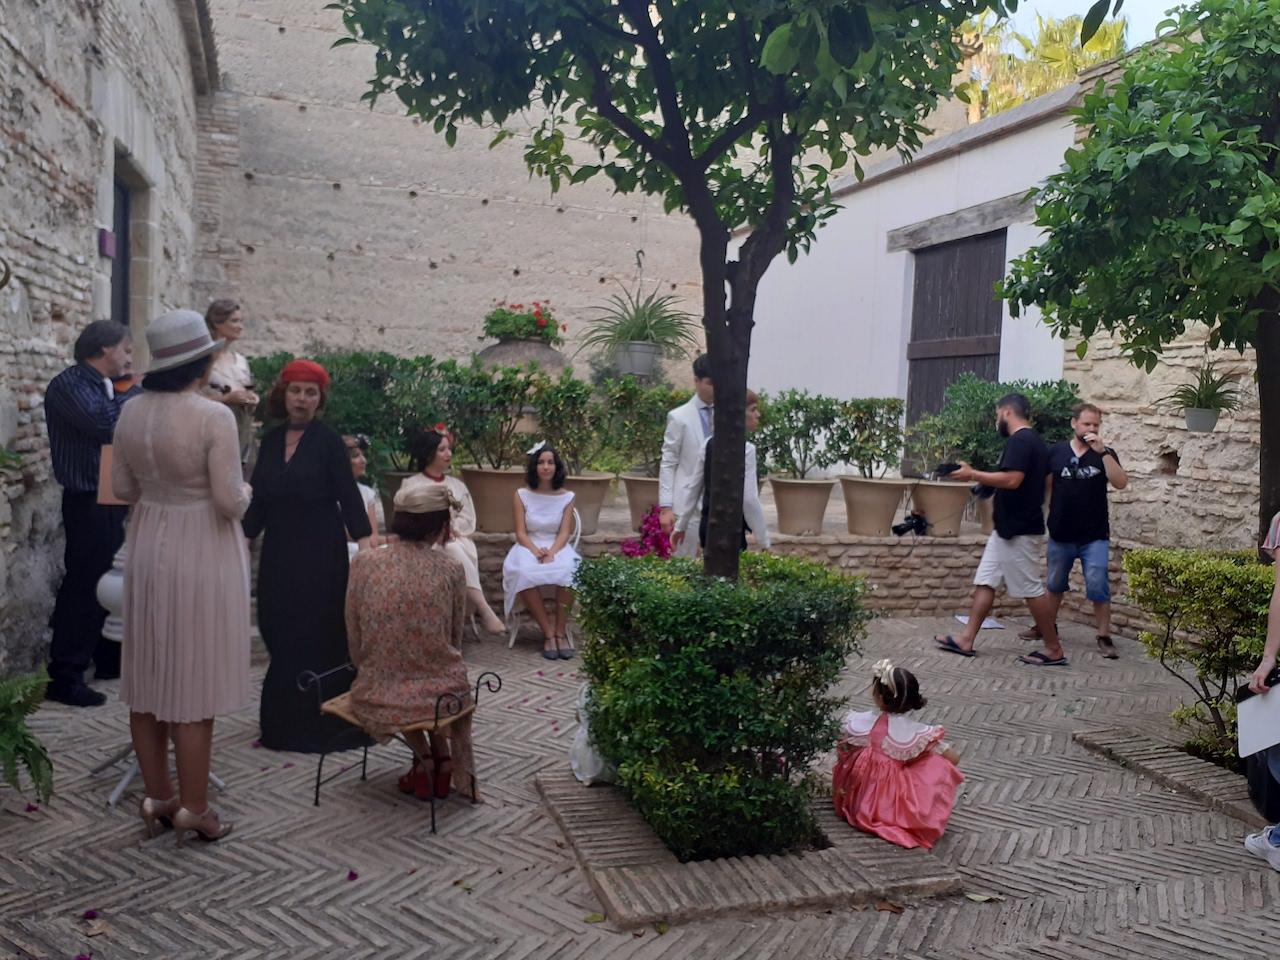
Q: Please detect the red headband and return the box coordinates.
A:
[280,358,330,388]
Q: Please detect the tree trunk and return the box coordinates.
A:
[696,228,751,580]
[1256,293,1280,544]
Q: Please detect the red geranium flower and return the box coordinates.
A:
[536,317,548,328]
[434,422,449,434]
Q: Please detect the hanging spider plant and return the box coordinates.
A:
[576,284,700,374]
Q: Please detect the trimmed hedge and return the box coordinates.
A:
[1125,548,1275,764]
[575,553,872,861]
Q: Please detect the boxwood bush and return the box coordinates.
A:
[1125,548,1274,765]
[575,553,872,861]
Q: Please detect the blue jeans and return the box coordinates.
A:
[1046,539,1111,602]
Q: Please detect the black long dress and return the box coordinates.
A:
[244,420,372,752]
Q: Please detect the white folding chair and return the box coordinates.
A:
[508,509,581,649]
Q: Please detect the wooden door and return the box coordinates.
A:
[905,229,1006,427]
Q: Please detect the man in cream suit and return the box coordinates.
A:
[659,354,715,557]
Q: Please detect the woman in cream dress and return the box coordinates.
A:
[203,299,259,475]
[113,309,251,847]
[400,426,505,634]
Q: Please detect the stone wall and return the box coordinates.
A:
[1066,327,1261,551]
[196,1,704,363]
[0,0,211,673]
[472,530,1147,634]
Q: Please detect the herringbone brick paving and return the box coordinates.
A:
[2,617,1274,958]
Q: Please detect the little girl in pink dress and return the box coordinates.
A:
[832,660,963,849]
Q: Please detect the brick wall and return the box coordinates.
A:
[471,531,1154,637]
[0,1,209,673]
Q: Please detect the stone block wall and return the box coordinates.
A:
[0,0,210,673]
[195,1,704,364]
[1067,326,1262,551]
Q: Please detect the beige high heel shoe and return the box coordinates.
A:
[139,796,178,838]
[172,807,234,848]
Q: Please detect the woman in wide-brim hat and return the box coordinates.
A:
[243,358,372,753]
[111,308,252,846]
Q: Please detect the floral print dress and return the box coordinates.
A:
[345,541,478,799]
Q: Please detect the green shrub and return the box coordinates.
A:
[576,553,872,861]
[933,373,1081,470]
[603,377,692,477]
[1125,548,1275,764]
[829,398,905,478]
[529,369,609,475]
[755,389,843,478]
[1,670,53,803]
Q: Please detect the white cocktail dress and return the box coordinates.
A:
[502,488,581,615]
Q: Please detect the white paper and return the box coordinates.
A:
[955,615,1003,630]
[1238,689,1280,757]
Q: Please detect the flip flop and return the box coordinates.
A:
[1018,650,1069,667]
[1096,636,1119,660]
[935,635,976,658]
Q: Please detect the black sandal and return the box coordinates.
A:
[1096,635,1119,659]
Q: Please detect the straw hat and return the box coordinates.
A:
[145,309,224,373]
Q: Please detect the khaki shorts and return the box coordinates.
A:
[974,533,1045,599]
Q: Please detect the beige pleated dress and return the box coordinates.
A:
[112,389,253,722]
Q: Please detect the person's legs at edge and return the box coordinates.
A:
[467,587,505,634]
[172,719,214,815]
[953,586,996,652]
[519,588,557,654]
[130,712,175,802]
[554,588,574,641]
[1081,539,1116,655]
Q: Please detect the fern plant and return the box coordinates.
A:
[0,671,54,804]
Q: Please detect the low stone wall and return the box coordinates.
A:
[474,531,1153,636]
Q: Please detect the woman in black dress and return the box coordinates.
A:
[243,359,372,752]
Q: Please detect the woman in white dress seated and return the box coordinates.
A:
[343,434,382,558]
[503,443,581,660]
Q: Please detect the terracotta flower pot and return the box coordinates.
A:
[460,467,525,533]
[838,476,911,537]
[909,480,972,538]
[562,472,613,535]
[769,477,835,535]
[621,475,660,531]
[977,495,994,535]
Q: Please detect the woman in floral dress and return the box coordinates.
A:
[346,480,476,801]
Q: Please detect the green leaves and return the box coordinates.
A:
[576,553,871,861]
[0,671,53,804]
[761,23,798,76]
[1003,0,1280,368]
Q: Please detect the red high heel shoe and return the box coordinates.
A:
[398,758,432,799]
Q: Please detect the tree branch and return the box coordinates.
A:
[566,0,641,46]
[738,97,798,284]
[577,45,680,169]
[619,0,694,165]
[696,106,773,170]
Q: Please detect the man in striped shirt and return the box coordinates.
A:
[44,320,137,707]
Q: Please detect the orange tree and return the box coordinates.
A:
[331,0,1116,576]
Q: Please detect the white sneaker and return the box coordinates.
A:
[1243,829,1280,870]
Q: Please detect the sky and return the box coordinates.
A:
[1005,0,1181,48]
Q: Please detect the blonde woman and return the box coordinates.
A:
[204,299,259,474]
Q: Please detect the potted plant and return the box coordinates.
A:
[530,369,613,534]
[577,283,700,379]
[830,397,908,537]
[476,300,569,374]
[902,413,968,537]
[442,358,546,532]
[605,377,692,530]
[1160,359,1242,433]
[755,390,841,535]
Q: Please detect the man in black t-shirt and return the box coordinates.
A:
[1027,402,1128,658]
[935,393,1066,665]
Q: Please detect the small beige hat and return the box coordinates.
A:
[145,309,224,373]
[394,479,460,515]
